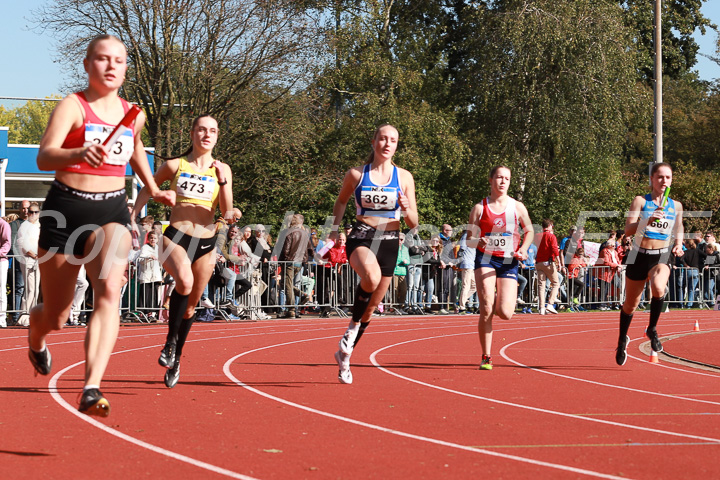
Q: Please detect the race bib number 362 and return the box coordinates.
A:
[360,186,398,211]
[83,123,134,166]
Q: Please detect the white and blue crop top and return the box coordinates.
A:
[640,193,676,241]
[354,164,402,220]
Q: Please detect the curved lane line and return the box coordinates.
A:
[224,337,629,480]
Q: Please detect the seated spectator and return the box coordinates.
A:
[567,247,588,311]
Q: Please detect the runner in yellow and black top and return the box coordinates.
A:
[133,114,241,388]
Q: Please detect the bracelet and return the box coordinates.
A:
[218,180,228,186]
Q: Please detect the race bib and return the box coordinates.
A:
[483,233,514,256]
[360,186,398,211]
[83,123,134,166]
[176,172,216,201]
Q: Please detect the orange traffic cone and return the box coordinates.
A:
[694,320,700,332]
[649,350,659,363]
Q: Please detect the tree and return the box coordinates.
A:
[0,99,59,144]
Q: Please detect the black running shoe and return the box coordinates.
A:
[78,388,110,417]
[158,343,176,369]
[615,335,629,366]
[164,361,180,389]
[647,330,663,353]
[28,346,52,376]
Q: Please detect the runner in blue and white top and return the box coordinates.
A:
[615,162,684,366]
[327,124,418,385]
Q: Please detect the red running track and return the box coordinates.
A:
[1,309,719,479]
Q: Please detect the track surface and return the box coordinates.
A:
[1,310,719,479]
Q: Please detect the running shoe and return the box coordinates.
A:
[158,343,176,369]
[479,354,493,370]
[339,327,358,355]
[28,346,52,376]
[545,304,558,314]
[78,388,110,417]
[334,350,353,384]
[615,335,629,366]
[164,361,180,389]
[647,329,663,353]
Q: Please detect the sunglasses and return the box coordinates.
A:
[29,210,40,214]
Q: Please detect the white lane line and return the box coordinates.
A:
[224,337,630,480]
[48,361,259,480]
[368,333,720,443]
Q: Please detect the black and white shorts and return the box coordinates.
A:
[346,221,400,277]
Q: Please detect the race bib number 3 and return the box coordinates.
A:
[177,172,216,202]
[360,186,398,211]
[84,123,134,166]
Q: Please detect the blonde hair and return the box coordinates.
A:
[364,124,398,165]
[86,34,125,59]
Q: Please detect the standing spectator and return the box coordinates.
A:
[423,236,442,313]
[10,200,30,319]
[535,219,561,314]
[567,247,588,311]
[437,224,455,314]
[0,216,11,328]
[404,229,427,315]
[560,226,584,267]
[137,231,163,318]
[682,239,702,308]
[456,230,477,314]
[702,242,719,308]
[392,232,410,312]
[319,232,348,317]
[68,265,89,326]
[17,202,42,313]
[517,242,537,313]
[278,214,312,318]
[595,241,621,310]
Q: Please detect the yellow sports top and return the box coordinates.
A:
[169,157,220,209]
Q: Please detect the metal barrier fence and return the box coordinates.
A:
[2,255,718,325]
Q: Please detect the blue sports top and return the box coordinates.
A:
[639,193,676,241]
[354,164,402,220]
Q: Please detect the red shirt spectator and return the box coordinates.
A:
[535,227,560,263]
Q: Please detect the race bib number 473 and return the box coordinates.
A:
[176,172,216,202]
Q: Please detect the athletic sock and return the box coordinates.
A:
[83,384,100,391]
[648,296,664,333]
[619,309,633,344]
[351,286,373,323]
[175,314,196,358]
[167,290,190,345]
[352,322,370,348]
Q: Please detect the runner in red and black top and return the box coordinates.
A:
[28,35,175,417]
[468,166,533,370]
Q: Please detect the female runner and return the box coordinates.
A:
[615,162,683,366]
[28,35,175,417]
[133,114,241,388]
[328,124,418,384]
[468,166,533,370]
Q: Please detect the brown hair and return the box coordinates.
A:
[489,165,511,179]
[154,114,216,160]
[650,162,672,176]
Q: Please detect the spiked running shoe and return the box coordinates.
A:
[164,361,180,389]
[28,346,52,376]
[78,388,110,417]
[334,350,353,384]
[338,327,358,355]
[616,335,630,366]
[479,354,493,370]
[647,330,663,353]
[158,343,176,369]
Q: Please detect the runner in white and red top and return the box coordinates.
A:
[468,166,533,370]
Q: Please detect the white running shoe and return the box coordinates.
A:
[339,327,358,355]
[540,308,546,315]
[334,350,353,384]
[545,304,558,314]
[201,297,215,308]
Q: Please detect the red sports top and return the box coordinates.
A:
[59,92,134,177]
[477,197,521,258]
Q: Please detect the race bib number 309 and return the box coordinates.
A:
[484,233,514,255]
[83,123,134,166]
